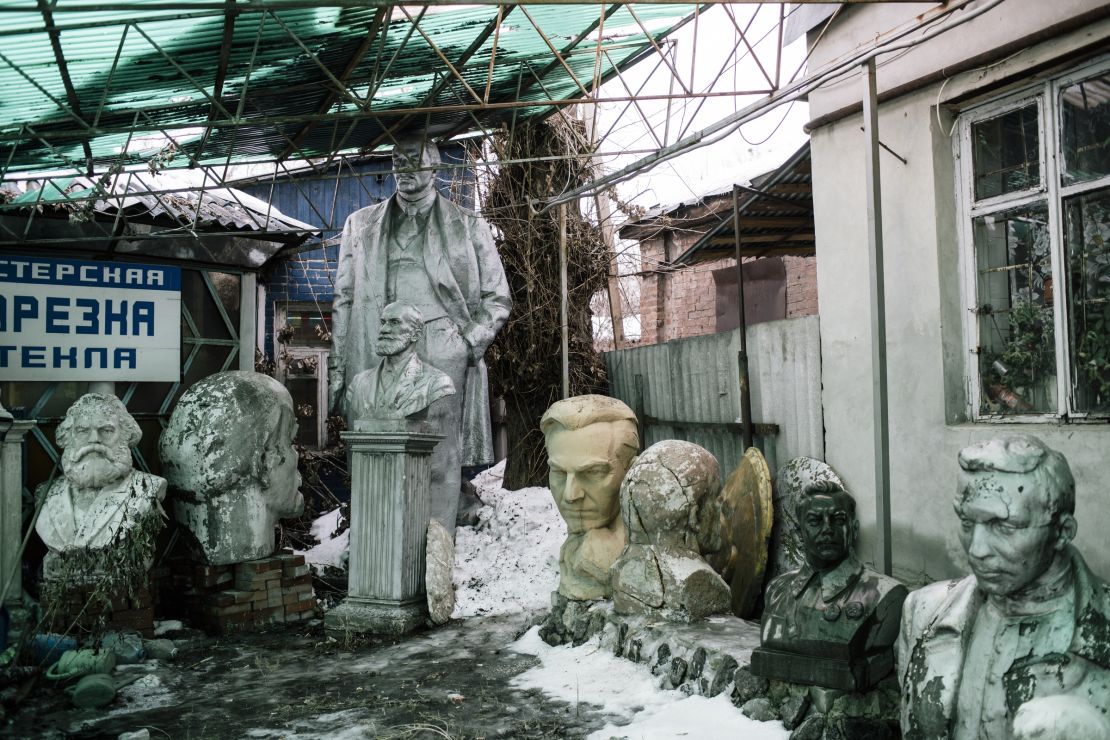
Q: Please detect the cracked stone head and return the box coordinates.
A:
[541,395,639,535]
[796,481,858,571]
[619,440,720,548]
[954,435,1076,597]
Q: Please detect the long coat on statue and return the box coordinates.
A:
[330,191,511,465]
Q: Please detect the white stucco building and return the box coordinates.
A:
[801,0,1110,582]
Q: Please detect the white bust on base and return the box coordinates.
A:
[36,393,167,579]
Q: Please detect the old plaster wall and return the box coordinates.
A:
[807,3,1110,584]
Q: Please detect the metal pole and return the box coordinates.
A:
[732,185,754,451]
[863,58,892,577]
[239,272,258,371]
[559,203,570,399]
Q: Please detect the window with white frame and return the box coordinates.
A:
[958,58,1110,420]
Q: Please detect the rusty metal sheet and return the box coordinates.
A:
[706,445,773,619]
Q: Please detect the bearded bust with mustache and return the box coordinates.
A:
[36,393,167,579]
[344,302,455,423]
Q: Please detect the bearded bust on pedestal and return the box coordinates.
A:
[36,393,167,582]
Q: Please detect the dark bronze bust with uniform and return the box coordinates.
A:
[751,481,907,691]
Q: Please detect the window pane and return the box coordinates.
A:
[283,307,332,348]
[972,103,1041,200]
[286,376,320,448]
[1061,72,1110,186]
[1065,187,1110,412]
[974,203,1057,414]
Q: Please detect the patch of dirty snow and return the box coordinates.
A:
[453,460,565,618]
[245,708,378,739]
[298,507,350,574]
[510,626,789,740]
[153,620,183,636]
[109,674,175,715]
[588,692,788,740]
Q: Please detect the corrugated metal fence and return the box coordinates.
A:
[603,314,823,479]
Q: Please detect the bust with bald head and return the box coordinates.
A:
[328,131,510,534]
[160,371,304,565]
[344,301,455,423]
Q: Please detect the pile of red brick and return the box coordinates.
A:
[45,585,156,639]
[164,552,317,634]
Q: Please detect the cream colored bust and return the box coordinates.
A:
[540,394,639,601]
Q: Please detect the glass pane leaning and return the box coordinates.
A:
[972,103,1041,200]
[974,203,1057,415]
[1061,72,1110,186]
[1065,187,1110,412]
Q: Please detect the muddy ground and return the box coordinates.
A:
[7,612,631,740]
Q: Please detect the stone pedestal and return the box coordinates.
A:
[325,420,442,636]
[1,418,35,608]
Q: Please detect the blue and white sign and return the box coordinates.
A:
[0,256,181,381]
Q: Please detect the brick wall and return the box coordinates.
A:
[784,255,818,319]
[638,239,818,346]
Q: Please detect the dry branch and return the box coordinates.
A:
[485,117,609,489]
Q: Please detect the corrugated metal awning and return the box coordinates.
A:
[0,3,701,174]
[672,142,813,264]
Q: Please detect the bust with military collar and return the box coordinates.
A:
[751,480,907,692]
[897,435,1110,740]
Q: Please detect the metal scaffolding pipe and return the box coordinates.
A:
[862,57,891,577]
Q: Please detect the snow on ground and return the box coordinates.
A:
[108,674,175,716]
[510,626,790,740]
[153,620,183,636]
[452,460,565,618]
[297,507,350,574]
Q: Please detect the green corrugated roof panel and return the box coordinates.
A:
[0,3,699,174]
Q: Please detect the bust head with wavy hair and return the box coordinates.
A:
[160,371,303,565]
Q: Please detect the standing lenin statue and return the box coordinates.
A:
[329,135,511,533]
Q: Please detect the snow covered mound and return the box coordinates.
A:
[452,460,565,618]
[298,507,350,574]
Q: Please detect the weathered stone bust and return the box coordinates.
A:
[159,371,304,565]
[541,394,638,601]
[610,440,731,621]
[752,481,907,691]
[36,393,167,580]
[345,302,455,423]
[898,435,1110,740]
